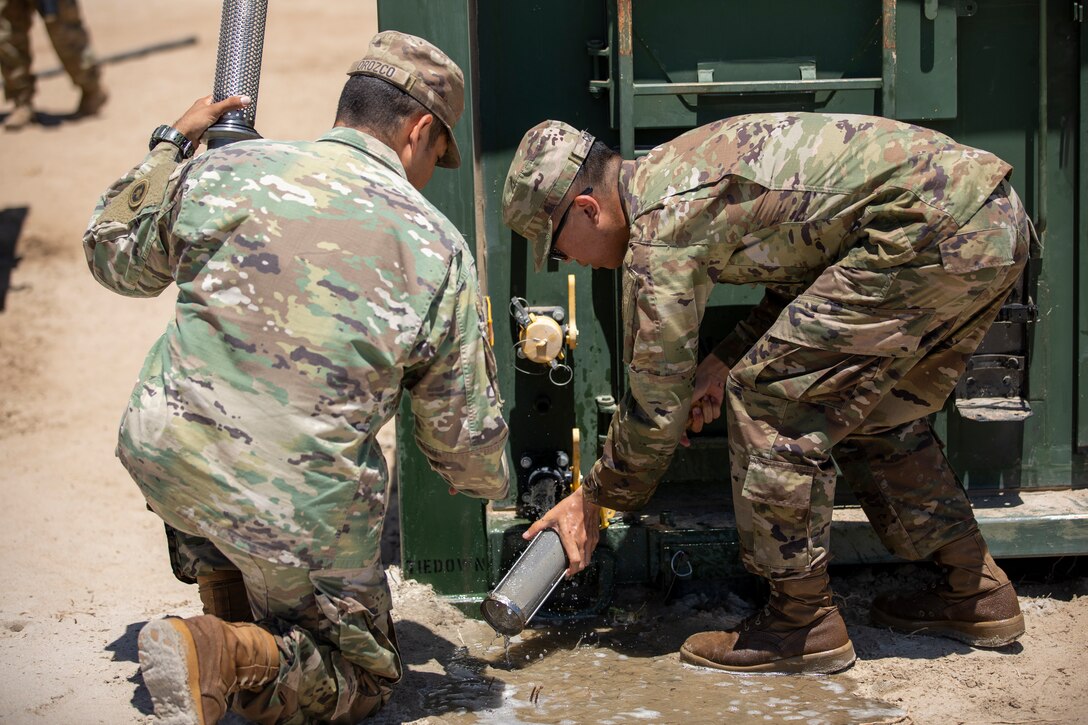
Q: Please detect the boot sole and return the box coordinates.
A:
[137,619,204,725]
[679,640,857,674]
[870,608,1025,648]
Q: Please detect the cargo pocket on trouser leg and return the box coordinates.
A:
[310,565,402,722]
[239,564,403,725]
[739,456,832,577]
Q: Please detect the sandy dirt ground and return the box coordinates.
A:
[0,2,1086,724]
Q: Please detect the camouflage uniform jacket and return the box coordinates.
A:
[584,112,1011,510]
[84,128,509,569]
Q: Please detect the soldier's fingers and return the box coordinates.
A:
[704,396,723,424]
[701,398,716,425]
[189,94,215,112]
[210,94,252,114]
[522,517,549,540]
[560,530,585,577]
[689,405,704,433]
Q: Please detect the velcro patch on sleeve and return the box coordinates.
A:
[98,158,175,226]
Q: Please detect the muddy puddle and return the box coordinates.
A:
[383,615,908,725]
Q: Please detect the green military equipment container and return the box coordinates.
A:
[379,0,1088,613]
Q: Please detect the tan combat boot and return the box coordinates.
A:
[197,570,254,623]
[76,78,108,117]
[4,103,34,131]
[138,615,280,725]
[680,571,856,674]
[870,530,1024,647]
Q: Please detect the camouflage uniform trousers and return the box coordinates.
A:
[726,180,1031,581]
[158,523,233,583]
[148,504,402,725]
[0,0,99,105]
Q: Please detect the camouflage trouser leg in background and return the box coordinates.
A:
[0,0,97,104]
[726,181,1031,580]
[40,0,98,90]
[0,0,34,104]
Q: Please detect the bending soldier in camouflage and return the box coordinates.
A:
[84,31,508,723]
[0,0,107,130]
[504,114,1031,674]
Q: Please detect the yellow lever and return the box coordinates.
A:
[569,427,612,529]
[566,273,578,350]
[485,296,494,347]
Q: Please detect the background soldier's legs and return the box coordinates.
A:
[40,0,98,90]
[0,0,34,105]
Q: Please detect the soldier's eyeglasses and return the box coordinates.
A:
[548,186,593,262]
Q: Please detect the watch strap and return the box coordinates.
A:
[149,124,195,160]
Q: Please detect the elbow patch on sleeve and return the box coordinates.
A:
[98,158,175,226]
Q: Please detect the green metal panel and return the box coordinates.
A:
[892,0,958,120]
[1079,14,1088,452]
[380,1,492,599]
[929,0,1078,490]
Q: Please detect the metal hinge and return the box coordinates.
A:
[996,302,1040,324]
[1075,2,1085,22]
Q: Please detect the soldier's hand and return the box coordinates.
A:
[523,486,600,578]
[172,94,251,147]
[687,353,729,435]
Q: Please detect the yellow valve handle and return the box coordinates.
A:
[485,296,494,347]
[569,427,612,529]
[566,274,579,350]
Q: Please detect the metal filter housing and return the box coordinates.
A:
[206,0,268,146]
[481,529,567,635]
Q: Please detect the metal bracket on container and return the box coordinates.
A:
[955,355,1032,422]
[996,301,1039,324]
[587,39,612,97]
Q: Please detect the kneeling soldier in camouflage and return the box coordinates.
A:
[503,113,1030,674]
[84,32,508,723]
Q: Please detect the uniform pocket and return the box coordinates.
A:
[768,294,931,357]
[741,457,815,571]
[734,336,893,408]
[310,569,402,683]
[938,226,1016,273]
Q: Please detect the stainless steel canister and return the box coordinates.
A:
[205,0,268,147]
[481,529,567,635]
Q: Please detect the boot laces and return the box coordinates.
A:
[740,605,772,632]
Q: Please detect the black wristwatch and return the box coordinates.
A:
[149,124,195,160]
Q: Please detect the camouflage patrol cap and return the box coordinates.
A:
[347,31,464,168]
[502,120,595,271]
